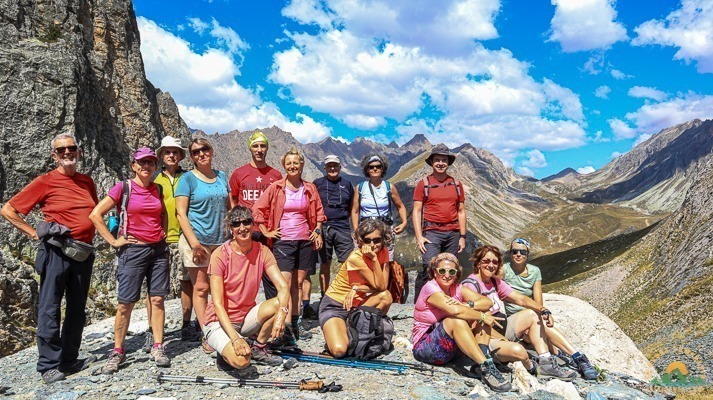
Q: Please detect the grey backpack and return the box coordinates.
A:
[346,306,394,360]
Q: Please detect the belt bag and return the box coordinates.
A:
[61,238,95,262]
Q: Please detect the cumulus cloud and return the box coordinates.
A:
[611,151,623,158]
[610,68,632,79]
[594,85,611,99]
[633,0,713,73]
[516,166,535,177]
[548,0,628,52]
[577,166,596,174]
[272,1,587,154]
[608,118,638,139]
[628,86,668,101]
[137,17,330,143]
[282,0,335,29]
[521,149,548,168]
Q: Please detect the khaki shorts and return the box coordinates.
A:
[167,242,190,282]
[202,302,263,354]
[178,234,220,269]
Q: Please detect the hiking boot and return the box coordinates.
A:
[181,324,201,342]
[573,353,598,380]
[555,350,575,369]
[101,350,126,375]
[270,326,297,348]
[251,344,283,366]
[41,368,65,384]
[216,353,235,371]
[302,304,319,320]
[58,355,97,374]
[150,344,171,368]
[297,324,313,340]
[477,359,512,393]
[538,355,578,381]
[142,330,153,353]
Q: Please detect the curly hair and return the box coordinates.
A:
[471,245,503,275]
[427,252,462,280]
[360,153,389,177]
[223,205,254,239]
[354,218,393,248]
[280,147,305,166]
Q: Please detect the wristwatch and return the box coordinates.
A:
[314,228,322,235]
[467,300,475,309]
[280,306,289,314]
[352,285,359,293]
[460,234,467,239]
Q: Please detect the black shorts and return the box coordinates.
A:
[318,225,353,265]
[116,241,170,303]
[318,295,349,329]
[272,239,317,274]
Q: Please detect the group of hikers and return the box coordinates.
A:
[1,131,598,392]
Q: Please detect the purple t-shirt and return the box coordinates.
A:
[460,274,513,315]
[280,185,310,240]
[108,181,165,243]
[412,279,463,346]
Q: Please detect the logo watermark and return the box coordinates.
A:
[650,346,709,388]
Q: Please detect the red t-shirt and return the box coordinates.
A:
[9,169,99,243]
[413,175,465,231]
[229,164,282,208]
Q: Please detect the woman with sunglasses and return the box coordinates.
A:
[460,245,577,380]
[319,219,393,358]
[412,253,511,392]
[175,138,230,354]
[89,148,171,373]
[503,238,598,380]
[253,147,326,342]
[351,153,408,264]
[202,206,290,371]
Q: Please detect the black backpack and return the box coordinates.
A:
[345,306,394,360]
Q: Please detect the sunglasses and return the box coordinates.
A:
[480,259,499,266]
[361,237,383,245]
[55,145,78,154]
[230,219,254,228]
[190,146,212,156]
[136,158,157,166]
[511,249,528,256]
[367,164,383,170]
[436,268,458,277]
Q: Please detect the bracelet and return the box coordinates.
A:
[480,312,485,323]
[460,234,466,239]
[279,306,289,314]
[540,309,551,316]
[231,336,243,344]
[352,285,359,292]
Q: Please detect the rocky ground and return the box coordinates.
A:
[0,287,680,400]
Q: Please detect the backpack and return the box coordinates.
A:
[388,260,407,304]
[420,175,462,228]
[357,180,393,221]
[111,180,163,238]
[345,306,394,360]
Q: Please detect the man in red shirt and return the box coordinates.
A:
[412,144,467,300]
[228,131,282,299]
[1,133,99,384]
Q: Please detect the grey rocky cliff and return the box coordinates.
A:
[0,0,190,356]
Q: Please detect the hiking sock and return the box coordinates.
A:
[571,351,582,361]
[147,327,152,334]
[302,300,310,314]
[113,348,124,354]
[291,316,299,331]
[538,352,552,359]
[478,344,490,357]
[182,320,191,329]
[254,340,266,349]
[152,342,162,348]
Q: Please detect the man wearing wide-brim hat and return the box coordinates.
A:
[412,143,467,300]
[152,136,201,343]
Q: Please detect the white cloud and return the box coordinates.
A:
[577,166,596,174]
[608,118,638,139]
[633,133,653,146]
[594,85,611,99]
[187,17,249,57]
[282,0,335,29]
[633,0,713,73]
[548,0,628,52]
[187,17,209,34]
[610,69,632,79]
[516,166,535,177]
[592,130,610,142]
[521,149,548,168]
[611,151,623,158]
[628,86,668,101]
[137,17,330,142]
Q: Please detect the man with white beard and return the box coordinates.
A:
[1,133,99,384]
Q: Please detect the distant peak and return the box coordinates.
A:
[403,134,431,147]
[387,141,399,149]
[542,167,579,182]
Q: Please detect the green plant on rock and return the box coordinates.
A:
[594,365,608,382]
[39,24,62,43]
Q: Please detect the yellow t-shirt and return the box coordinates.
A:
[153,169,184,244]
[325,247,389,307]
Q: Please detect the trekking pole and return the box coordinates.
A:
[155,373,343,392]
[271,349,435,375]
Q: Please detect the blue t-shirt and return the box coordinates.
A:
[175,170,229,245]
[313,176,354,230]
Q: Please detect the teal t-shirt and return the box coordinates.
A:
[175,170,229,245]
[502,262,542,315]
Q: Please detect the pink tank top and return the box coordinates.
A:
[280,185,310,240]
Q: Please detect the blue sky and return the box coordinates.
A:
[133,0,713,178]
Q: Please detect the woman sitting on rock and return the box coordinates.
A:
[89,147,171,374]
[502,238,597,380]
[412,253,511,392]
[202,205,290,371]
[319,219,393,358]
[460,245,577,381]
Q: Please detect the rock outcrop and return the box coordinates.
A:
[0,250,38,357]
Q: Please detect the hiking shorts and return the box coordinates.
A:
[272,239,317,274]
[178,234,219,269]
[318,225,353,265]
[318,295,349,328]
[167,242,190,282]
[202,302,263,355]
[116,240,169,303]
[412,322,459,365]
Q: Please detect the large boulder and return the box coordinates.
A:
[0,250,38,356]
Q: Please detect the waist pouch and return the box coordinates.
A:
[61,238,95,262]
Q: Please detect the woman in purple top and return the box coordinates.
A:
[412,253,510,392]
[460,245,577,381]
[89,147,170,374]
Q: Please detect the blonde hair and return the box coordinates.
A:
[280,147,304,166]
